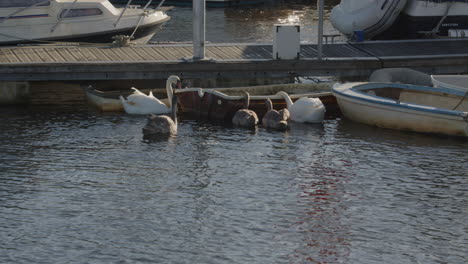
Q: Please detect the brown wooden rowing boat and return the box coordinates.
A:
[174,83,341,122]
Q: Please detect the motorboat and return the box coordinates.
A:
[0,0,171,46]
[431,74,468,92]
[332,82,468,137]
[331,0,468,40]
[110,0,276,8]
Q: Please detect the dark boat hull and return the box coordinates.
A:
[176,89,340,123]
[375,13,468,40]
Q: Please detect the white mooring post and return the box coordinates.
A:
[317,0,324,60]
[193,0,206,60]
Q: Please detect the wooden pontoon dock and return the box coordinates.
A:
[0,39,468,82]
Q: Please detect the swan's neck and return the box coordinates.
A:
[243,93,250,109]
[166,81,175,107]
[282,93,294,109]
[171,97,178,126]
[266,98,273,111]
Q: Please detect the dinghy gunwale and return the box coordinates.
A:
[332,82,468,119]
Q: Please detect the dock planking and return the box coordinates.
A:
[0,39,468,81]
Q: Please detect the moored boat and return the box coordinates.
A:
[332,82,468,137]
[174,83,340,122]
[331,0,468,40]
[110,0,277,8]
[0,0,170,46]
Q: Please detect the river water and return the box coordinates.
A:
[1,1,467,264]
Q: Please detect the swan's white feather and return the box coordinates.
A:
[120,87,170,115]
[277,91,325,123]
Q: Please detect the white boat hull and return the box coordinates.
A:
[333,82,468,137]
[331,0,468,40]
[0,0,170,45]
[330,0,408,39]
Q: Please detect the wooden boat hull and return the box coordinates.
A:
[84,87,168,112]
[175,83,340,122]
[333,82,468,137]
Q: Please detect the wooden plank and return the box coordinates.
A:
[164,46,189,60]
[34,48,54,62]
[88,47,112,61]
[78,48,100,61]
[220,46,244,59]
[66,47,91,61]
[121,47,147,61]
[95,47,123,61]
[109,47,134,61]
[148,47,172,60]
[158,47,179,60]
[0,49,16,63]
[11,48,32,63]
[215,46,239,60]
[57,48,78,62]
[22,48,42,62]
[301,46,317,57]
[132,47,164,60]
[43,48,65,63]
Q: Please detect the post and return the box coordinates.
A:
[193,0,206,60]
[317,0,324,60]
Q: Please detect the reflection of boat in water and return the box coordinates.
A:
[333,82,468,137]
[175,83,340,122]
[0,0,170,46]
[331,0,468,40]
[110,0,278,8]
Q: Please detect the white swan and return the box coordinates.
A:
[262,98,289,131]
[119,75,180,115]
[142,95,178,136]
[232,91,259,128]
[276,91,325,123]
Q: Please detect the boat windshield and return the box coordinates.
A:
[0,0,50,8]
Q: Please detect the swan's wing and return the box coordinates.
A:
[121,94,170,115]
[290,97,325,123]
[130,87,147,96]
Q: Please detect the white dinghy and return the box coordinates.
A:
[332,82,468,137]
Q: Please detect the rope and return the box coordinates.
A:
[452,90,468,110]
[114,0,133,27]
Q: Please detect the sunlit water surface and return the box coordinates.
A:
[0,105,466,264]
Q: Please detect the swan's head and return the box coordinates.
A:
[167,75,181,89]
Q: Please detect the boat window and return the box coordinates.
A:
[59,8,103,19]
[0,0,50,7]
